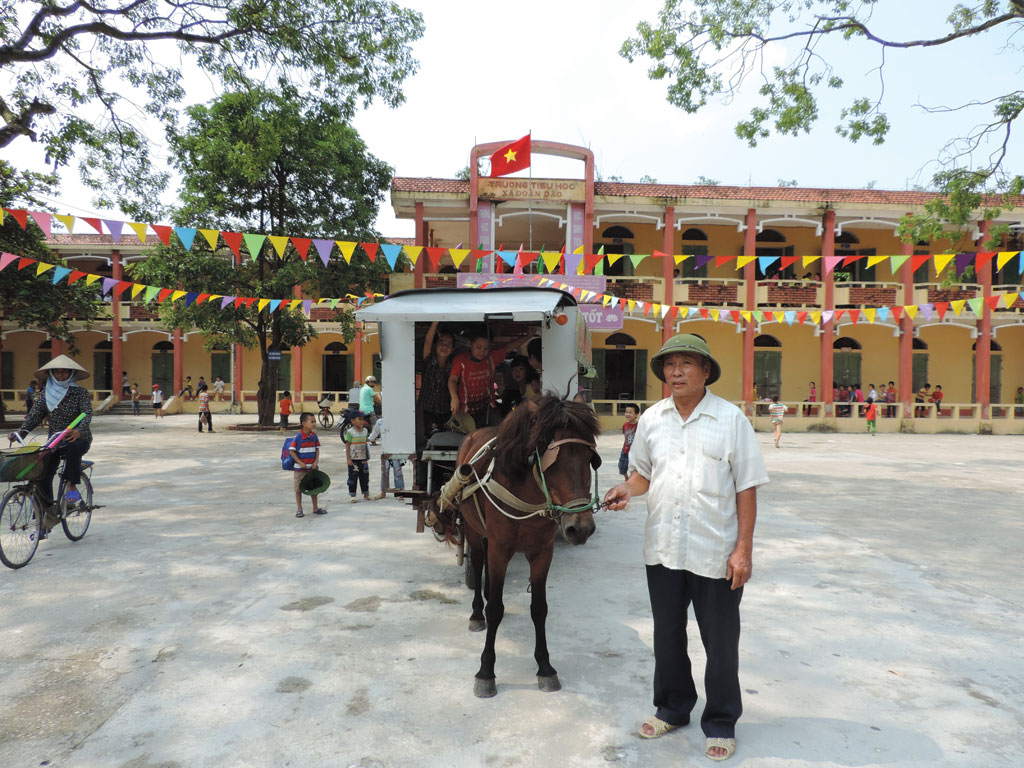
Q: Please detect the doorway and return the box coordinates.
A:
[753,335,782,400]
[151,341,173,393]
[322,342,350,392]
[93,340,113,391]
[972,340,1002,402]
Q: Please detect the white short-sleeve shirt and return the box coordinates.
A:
[629,390,769,579]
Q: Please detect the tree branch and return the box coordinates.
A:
[0,96,56,147]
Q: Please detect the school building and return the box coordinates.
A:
[1,139,1022,432]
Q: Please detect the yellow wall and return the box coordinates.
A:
[758,324,819,401]
[917,325,975,402]
[998,325,1024,404]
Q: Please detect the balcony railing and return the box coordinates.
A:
[675,278,742,307]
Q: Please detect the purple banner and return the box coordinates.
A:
[579,303,623,330]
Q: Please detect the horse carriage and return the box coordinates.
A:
[355,287,604,697]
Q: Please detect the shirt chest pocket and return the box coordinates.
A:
[697,436,732,498]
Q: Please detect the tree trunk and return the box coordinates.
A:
[257,355,279,426]
[0,323,6,425]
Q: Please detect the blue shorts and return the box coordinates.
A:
[618,451,629,477]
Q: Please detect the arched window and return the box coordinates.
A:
[754,334,782,347]
[913,338,928,350]
[755,228,786,243]
[153,340,173,351]
[325,341,348,353]
[605,333,636,347]
[680,228,707,241]
[972,339,1002,351]
[679,229,709,278]
[835,231,860,245]
[833,337,862,350]
[602,225,634,239]
[94,340,112,350]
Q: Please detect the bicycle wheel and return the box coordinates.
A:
[60,475,93,541]
[0,487,41,569]
[318,409,334,429]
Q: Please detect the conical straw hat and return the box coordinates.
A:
[36,354,90,381]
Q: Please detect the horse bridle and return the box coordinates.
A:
[532,438,602,518]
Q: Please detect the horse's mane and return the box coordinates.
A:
[493,394,600,480]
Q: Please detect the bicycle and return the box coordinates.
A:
[0,438,98,570]
[317,397,335,429]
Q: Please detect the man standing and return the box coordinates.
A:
[603,334,768,762]
[360,375,380,426]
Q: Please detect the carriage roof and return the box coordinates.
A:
[354,287,577,323]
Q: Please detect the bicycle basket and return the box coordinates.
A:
[0,448,46,482]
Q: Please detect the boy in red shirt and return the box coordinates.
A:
[448,328,536,429]
[288,412,326,518]
[279,390,292,433]
[618,404,639,479]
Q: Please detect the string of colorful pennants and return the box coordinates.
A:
[6,205,1024,277]
[0,252,384,313]
[467,274,1024,327]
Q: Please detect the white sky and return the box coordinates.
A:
[16,0,1023,238]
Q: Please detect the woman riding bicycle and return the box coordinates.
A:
[7,355,93,513]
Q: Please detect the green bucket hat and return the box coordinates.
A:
[650,333,721,385]
[299,469,331,496]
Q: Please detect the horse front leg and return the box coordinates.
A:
[474,543,510,698]
[468,532,486,632]
[527,544,560,692]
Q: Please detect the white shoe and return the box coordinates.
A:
[349,497,358,504]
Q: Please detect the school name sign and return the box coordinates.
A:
[478,178,585,202]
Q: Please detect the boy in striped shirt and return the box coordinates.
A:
[768,395,786,448]
[289,412,326,518]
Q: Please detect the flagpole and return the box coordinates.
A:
[528,130,533,253]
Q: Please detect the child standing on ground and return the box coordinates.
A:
[288,412,326,518]
[151,384,164,418]
[344,411,371,503]
[130,383,140,416]
[618,404,639,479]
[197,383,213,432]
[769,395,786,448]
[279,390,292,432]
[865,399,878,436]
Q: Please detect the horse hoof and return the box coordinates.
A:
[474,678,497,698]
[468,618,486,632]
[537,675,561,693]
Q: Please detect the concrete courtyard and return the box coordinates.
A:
[0,414,1021,767]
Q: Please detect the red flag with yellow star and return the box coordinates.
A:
[489,135,531,178]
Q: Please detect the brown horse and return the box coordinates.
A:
[436,395,602,698]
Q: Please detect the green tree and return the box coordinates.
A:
[621,1,1024,245]
[0,0,424,216]
[131,85,392,425]
[0,162,103,421]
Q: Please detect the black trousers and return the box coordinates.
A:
[198,411,212,431]
[41,438,91,506]
[646,564,743,738]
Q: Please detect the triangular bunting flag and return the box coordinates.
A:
[876,306,890,323]
[975,251,996,271]
[889,254,911,272]
[757,255,778,273]
[17,257,35,270]
[996,251,1018,271]
[157,288,174,303]
[221,231,243,261]
[542,251,562,273]
[243,233,267,261]
[796,310,808,324]
[823,256,844,275]
[128,222,149,243]
[291,237,312,261]
[584,252,603,273]
[966,297,984,316]
[0,253,17,270]
[5,209,27,228]
[450,248,471,269]
[848,308,861,324]
[1004,292,1019,308]
[890,306,902,322]
[84,273,101,285]
[425,247,445,272]
[863,307,876,323]
[113,280,132,298]
[360,243,379,262]
[337,241,357,263]
[715,255,735,268]
[607,253,624,268]
[780,255,800,270]
[674,254,690,265]
[380,244,403,272]
[269,299,282,313]
[100,276,117,294]
[145,285,160,302]
[954,252,974,277]
[918,303,933,321]
[866,254,888,268]
[170,289,186,302]
[841,253,864,267]
[29,211,51,237]
[403,245,422,265]
[198,229,219,250]
[903,305,918,319]
[81,217,103,234]
[105,220,124,243]
[736,255,757,269]
[984,294,1001,310]
[258,299,270,312]
[36,261,56,276]
[910,254,931,272]
[932,253,955,276]
[313,239,335,266]
[131,283,145,299]
[67,270,86,285]
[51,266,71,284]
[174,227,197,250]
[810,311,822,324]
[54,213,75,233]
[802,255,821,268]
[934,302,949,319]
[152,225,172,247]
[783,311,796,326]
[268,235,290,257]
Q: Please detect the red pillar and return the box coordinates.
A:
[111,249,124,400]
[292,285,303,399]
[661,207,675,398]
[898,231,914,419]
[414,202,426,289]
[50,339,64,357]
[820,210,836,415]
[742,209,757,411]
[976,220,992,417]
[233,250,243,403]
[173,328,183,396]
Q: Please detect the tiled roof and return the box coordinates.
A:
[393,177,1024,207]
[384,236,415,246]
[47,234,160,246]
